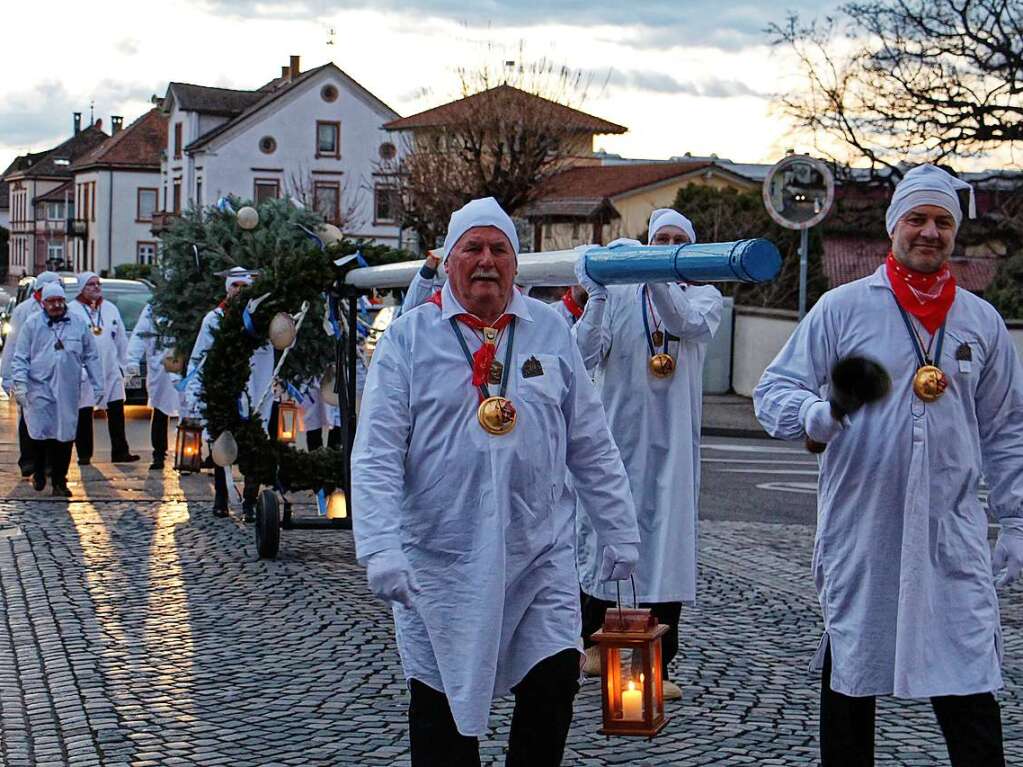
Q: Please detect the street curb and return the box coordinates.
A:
[701,426,770,439]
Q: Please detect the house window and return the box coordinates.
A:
[320,84,339,103]
[137,188,158,221]
[254,179,281,204]
[46,202,65,221]
[378,142,397,160]
[374,185,400,224]
[259,136,277,154]
[196,179,203,208]
[90,182,96,221]
[47,241,64,262]
[316,121,340,158]
[137,242,157,265]
[313,182,340,225]
[173,181,182,214]
[174,122,183,159]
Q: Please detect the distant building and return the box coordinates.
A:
[69,109,166,273]
[2,115,108,275]
[156,56,404,246]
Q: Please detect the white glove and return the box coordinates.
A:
[574,249,608,300]
[803,400,845,444]
[993,518,1023,589]
[366,549,421,608]
[12,384,27,407]
[124,363,141,378]
[600,543,639,582]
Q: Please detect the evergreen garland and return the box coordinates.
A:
[153,196,406,490]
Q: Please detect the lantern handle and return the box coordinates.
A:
[614,575,639,624]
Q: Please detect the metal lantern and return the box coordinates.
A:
[276,401,299,444]
[174,419,204,473]
[326,490,348,519]
[591,607,669,738]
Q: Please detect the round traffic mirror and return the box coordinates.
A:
[762,155,835,230]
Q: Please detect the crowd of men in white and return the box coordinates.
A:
[1,164,1021,766]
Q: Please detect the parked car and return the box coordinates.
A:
[14,274,154,404]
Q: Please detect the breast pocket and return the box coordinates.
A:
[514,353,564,404]
[942,331,985,395]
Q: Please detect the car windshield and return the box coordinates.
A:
[59,281,153,333]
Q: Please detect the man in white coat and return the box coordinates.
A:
[353,197,640,766]
[126,303,181,470]
[69,272,139,464]
[10,283,103,497]
[754,164,1023,766]
[186,267,274,519]
[1,271,61,476]
[572,209,723,700]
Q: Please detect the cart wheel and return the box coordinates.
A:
[255,489,280,559]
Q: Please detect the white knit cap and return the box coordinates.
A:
[648,208,697,245]
[224,266,255,293]
[76,271,99,296]
[442,197,519,257]
[885,164,975,235]
[41,283,65,301]
[34,271,60,288]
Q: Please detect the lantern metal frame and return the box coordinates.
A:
[173,418,205,474]
[276,400,300,444]
[591,604,669,738]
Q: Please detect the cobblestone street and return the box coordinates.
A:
[0,488,1020,766]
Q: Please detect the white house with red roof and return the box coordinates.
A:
[156,56,405,246]
[70,109,167,273]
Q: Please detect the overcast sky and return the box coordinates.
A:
[1,0,849,173]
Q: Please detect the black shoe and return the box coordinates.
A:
[111,453,140,463]
[78,458,91,466]
[212,506,229,518]
[243,504,256,523]
[51,482,72,498]
[149,459,165,471]
[32,475,46,492]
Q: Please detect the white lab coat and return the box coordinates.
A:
[353,283,639,737]
[11,311,103,442]
[67,298,128,409]
[399,266,441,317]
[575,282,722,604]
[186,306,275,429]
[126,304,181,417]
[1,297,43,392]
[753,265,1023,698]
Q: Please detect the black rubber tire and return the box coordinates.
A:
[255,489,281,560]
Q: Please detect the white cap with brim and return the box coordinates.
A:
[648,208,697,245]
[885,164,975,235]
[41,283,65,301]
[76,271,99,296]
[442,197,519,258]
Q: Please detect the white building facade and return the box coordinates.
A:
[159,58,407,246]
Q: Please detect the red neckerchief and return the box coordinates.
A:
[429,291,514,387]
[32,290,42,304]
[561,288,584,319]
[217,300,229,310]
[885,252,956,334]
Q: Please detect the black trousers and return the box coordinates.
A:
[75,400,131,461]
[408,648,580,767]
[580,592,682,675]
[820,645,1005,766]
[75,407,94,463]
[33,439,73,486]
[18,412,33,471]
[305,426,341,451]
[213,466,259,511]
[151,408,169,459]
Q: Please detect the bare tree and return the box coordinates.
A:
[770,1,1023,176]
[388,55,611,248]
[287,167,366,233]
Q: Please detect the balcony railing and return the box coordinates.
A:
[150,211,181,235]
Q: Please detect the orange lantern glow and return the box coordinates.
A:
[276,401,299,444]
[173,419,204,473]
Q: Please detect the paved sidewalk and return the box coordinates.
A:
[0,496,1019,766]
[701,394,765,438]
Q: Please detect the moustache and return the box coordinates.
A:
[471,269,500,281]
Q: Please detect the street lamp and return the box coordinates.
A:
[590,606,669,738]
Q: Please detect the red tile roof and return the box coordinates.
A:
[2,125,108,180]
[535,162,711,201]
[384,84,626,135]
[823,236,999,292]
[72,109,167,171]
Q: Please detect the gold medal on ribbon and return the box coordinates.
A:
[651,330,664,347]
[649,352,676,378]
[477,396,517,435]
[91,325,102,336]
[912,364,947,402]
